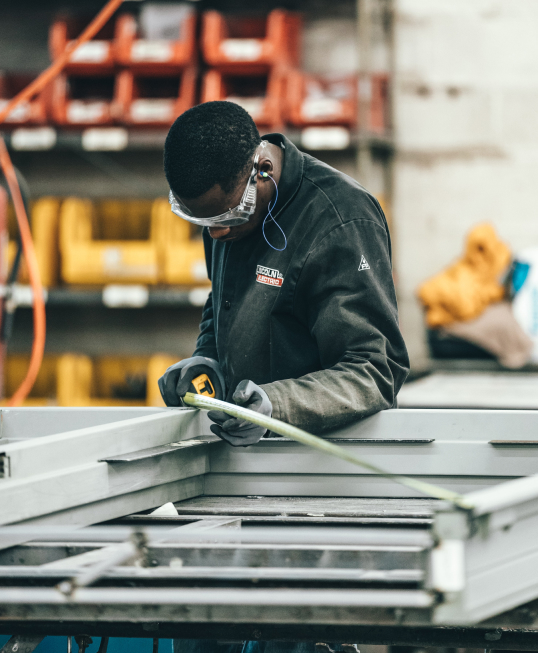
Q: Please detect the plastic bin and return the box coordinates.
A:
[286,72,389,132]
[59,198,160,284]
[201,10,301,74]
[57,354,147,407]
[49,16,117,75]
[7,198,61,287]
[3,356,60,407]
[0,72,50,125]
[153,198,208,285]
[115,7,197,74]
[201,68,286,131]
[115,68,196,127]
[146,354,178,406]
[286,71,357,128]
[2,354,176,407]
[56,354,178,407]
[50,74,118,126]
[59,197,210,285]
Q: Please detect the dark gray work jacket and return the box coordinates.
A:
[193,133,409,434]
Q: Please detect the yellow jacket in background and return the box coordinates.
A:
[417,223,511,327]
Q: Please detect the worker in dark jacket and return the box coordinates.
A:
[159,100,409,446]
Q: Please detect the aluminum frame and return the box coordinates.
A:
[0,407,538,647]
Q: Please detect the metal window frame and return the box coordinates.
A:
[0,406,538,647]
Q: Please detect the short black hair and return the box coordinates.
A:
[164,101,261,199]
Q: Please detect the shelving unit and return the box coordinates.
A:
[1,0,394,406]
[3,126,393,153]
[10,285,210,308]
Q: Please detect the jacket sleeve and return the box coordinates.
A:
[192,291,219,360]
[261,214,409,434]
[192,230,219,361]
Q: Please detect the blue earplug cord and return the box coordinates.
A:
[260,171,287,251]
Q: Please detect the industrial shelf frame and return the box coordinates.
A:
[2,127,394,154]
[0,0,396,399]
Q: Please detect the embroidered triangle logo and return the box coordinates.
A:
[358,255,370,271]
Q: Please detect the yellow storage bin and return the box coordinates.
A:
[59,198,160,285]
[3,355,59,406]
[153,198,209,285]
[4,353,178,407]
[146,354,179,406]
[57,354,147,407]
[59,197,210,286]
[56,353,178,407]
[7,198,61,287]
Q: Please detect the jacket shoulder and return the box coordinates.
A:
[302,154,387,231]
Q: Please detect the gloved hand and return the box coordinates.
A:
[158,356,225,407]
[208,379,272,447]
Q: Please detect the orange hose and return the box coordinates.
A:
[0,138,46,406]
[0,0,124,125]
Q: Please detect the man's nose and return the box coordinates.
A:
[208,226,231,240]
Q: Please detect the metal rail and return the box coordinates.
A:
[0,587,436,608]
[0,525,434,547]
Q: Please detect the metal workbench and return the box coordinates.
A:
[1,406,538,650]
[399,371,538,409]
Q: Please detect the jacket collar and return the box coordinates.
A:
[262,133,304,218]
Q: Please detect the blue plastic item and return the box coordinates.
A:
[512,260,531,293]
[0,637,174,653]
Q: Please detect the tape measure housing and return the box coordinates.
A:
[191,374,216,398]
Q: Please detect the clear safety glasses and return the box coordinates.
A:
[168,141,267,228]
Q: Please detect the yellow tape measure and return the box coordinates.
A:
[191,374,216,398]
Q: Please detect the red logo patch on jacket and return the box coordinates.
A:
[256,264,283,287]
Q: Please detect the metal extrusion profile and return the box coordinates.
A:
[432,473,538,625]
[0,406,537,647]
[0,407,213,548]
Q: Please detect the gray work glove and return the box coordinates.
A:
[208,379,272,447]
[158,356,225,407]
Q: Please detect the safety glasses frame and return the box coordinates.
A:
[168,141,267,228]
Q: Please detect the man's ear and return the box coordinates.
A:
[258,156,274,178]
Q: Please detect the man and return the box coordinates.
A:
[159,100,409,443]
[159,101,409,653]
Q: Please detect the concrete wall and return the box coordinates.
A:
[393,0,538,364]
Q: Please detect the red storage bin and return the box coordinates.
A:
[115,68,196,127]
[115,11,197,74]
[49,16,117,75]
[201,69,286,131]
[51,74,117,126]
[201,10,301,74]
[0,73,50,125]
[286,71,357,128]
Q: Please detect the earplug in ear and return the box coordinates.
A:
[260,171,269,178]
